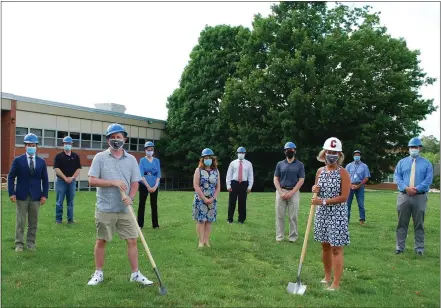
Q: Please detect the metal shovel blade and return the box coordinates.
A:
[159,286,168,295]
[287,281,307,295]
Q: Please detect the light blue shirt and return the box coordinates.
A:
[394,156,433,193]
[139,157,161,188]
[345,161,370,183]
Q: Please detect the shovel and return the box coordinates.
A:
[287,192,317,295]
[120,189,168,295]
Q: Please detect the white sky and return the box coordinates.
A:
[2,1,440,139]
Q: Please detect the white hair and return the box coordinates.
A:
[317,149,345,166]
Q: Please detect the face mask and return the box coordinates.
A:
[409,149,419,158]
[238,154,245,160]
[204,159,212,166]
[325,154,339,165]
[286,151,295,159]
[26,147,36,156]
[146,150,154,157]
[109,139,124,150]
[64,145,72,151]
[354,156,360,161]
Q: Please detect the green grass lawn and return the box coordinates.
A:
[1,190,440,307]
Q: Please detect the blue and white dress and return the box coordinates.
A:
[193,168,218,222]
[313,167,350,247]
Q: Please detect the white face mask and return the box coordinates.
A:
[409,149,419,158]
[238,153,245,160]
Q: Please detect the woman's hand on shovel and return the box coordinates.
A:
[311,185,321,193]
[311,197,322,206]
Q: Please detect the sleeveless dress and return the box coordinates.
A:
[313,167,350,246]
[192,168,218,222]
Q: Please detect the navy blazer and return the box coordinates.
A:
[8,154,49,201]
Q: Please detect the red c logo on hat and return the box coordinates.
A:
[330,140,336,148]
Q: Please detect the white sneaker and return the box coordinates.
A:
[87,271,104,286]
[130,271,154,286]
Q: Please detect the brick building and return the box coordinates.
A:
[1,92,166,191]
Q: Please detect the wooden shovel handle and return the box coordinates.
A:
[120,189,157,268]
[299,192,318,264]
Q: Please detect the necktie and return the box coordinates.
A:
[409,159,416,187]
[29,156,35,175]
[238,160,243,183]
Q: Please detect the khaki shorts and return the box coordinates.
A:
[95,209,138,242]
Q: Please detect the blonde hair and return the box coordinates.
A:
[317,149,345,166]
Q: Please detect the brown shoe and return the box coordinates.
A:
[359,220,365,225]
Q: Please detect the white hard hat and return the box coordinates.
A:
[323,137,342,152]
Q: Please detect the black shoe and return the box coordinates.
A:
[227,220,233,224]
[416,251,424,256]
[238,221,244,224]
[394,250,403,255]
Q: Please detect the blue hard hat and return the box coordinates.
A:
[24,133,39,144]
[62,136,73,144]
[201,148,214,157]
[144,141,155,148]
[237,146,246,153]
[408,137,422,147]
[284,142,296,150]
[105,123,128,138]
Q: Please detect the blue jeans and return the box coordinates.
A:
[347,185,365,222]
[55,178,76,222]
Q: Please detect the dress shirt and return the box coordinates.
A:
[226,159,254,190]
[26,152,36,169]
[394,155,433,193]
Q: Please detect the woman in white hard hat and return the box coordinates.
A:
[311,137,351,291]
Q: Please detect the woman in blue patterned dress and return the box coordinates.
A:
[311,137,351,291]
[192,148,221,248]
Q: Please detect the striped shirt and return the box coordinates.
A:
[88,148,142,213]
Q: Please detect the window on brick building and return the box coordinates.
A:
[70,132,80,148]
[138,138,146,152]
[15,127,28,145]
[81,133,91,148]
[92,134,101,149]
[130,138,138,151]
[43,130,56,147]
[57,131,68,147]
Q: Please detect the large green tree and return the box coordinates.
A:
[162,25,250,183]
[221,2,437,189]
[421,135,440,165]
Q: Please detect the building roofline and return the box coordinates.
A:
[1,92,166,124]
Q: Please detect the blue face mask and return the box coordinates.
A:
[410,149,419,158]
[64,145,72,151]
[354,156,360,161]
[26,147,36,155]
[204,159,212,166]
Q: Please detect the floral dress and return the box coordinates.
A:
[193,168,218,222]
[313,167,350,247]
